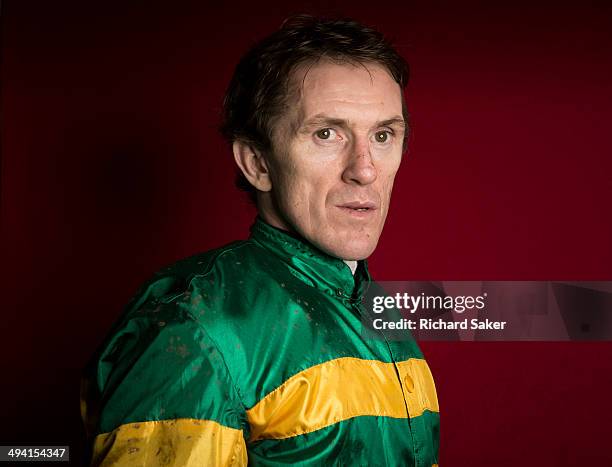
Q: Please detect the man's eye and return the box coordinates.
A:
[374,131,391,143]
[315,128,334,140]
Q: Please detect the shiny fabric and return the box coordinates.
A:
[92,419,247,466]
[246,357,438,442]
[82,218,440,466]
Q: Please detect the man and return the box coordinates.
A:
[82,15,439,466]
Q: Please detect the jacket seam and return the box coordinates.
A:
[164,260,252,438]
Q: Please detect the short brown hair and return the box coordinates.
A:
[220,14,410,201]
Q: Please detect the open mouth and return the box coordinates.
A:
[338,203,377,214]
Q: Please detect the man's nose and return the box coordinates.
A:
[341,136,377,185]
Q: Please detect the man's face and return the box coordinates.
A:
[261,61,406,260]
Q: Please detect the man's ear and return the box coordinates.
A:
[232,140,272,192]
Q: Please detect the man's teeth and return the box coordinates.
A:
[354,208,368,211]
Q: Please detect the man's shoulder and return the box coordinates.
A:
[122,237,275,323]
[157,238,260,281]
[91,238,273,378]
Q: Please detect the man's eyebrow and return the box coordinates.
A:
[299,115,347,131]
[377,117,407,128]
[299,114,407,131]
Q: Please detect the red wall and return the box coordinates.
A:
[2,1,611,464]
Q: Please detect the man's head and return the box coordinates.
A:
[221,15,409,261]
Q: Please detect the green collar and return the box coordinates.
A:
[249,217,371,304]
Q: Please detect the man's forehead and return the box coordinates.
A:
[288,60,404,124]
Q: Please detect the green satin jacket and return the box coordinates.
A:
[82,218,440,466]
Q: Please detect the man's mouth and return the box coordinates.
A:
[337,202,378,214]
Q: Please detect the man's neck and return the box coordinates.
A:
[343,260,358,275]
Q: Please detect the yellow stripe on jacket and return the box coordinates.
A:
[92,419,247,467]
[246,357,439,441]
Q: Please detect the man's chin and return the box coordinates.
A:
[316,238,379,261]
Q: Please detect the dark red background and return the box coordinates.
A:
[2,1,612,465]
